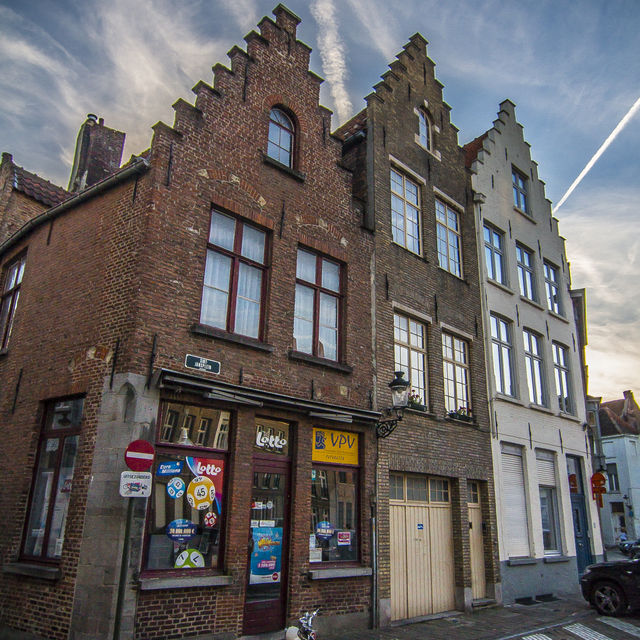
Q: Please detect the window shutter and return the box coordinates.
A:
[536,450,556,486]
[501,445,529,557]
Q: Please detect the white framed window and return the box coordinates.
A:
[552,342,573,414]
[516,243,537,301]
[544,261,562,315]
[607,463,620,492]
[267,108,294,167]
[512,167,528,213]
[394,313,427,407]
[436,199,462,277]
[537,449,561,555]
[490,314,515,397]
[501,443,530,557]
[442,332,470,413]
[484,224,506,284]
[418,110,431,150]
[523,329,546,406]
[200,210,267,339]
[390,169,421,254]
[0,252,26,350]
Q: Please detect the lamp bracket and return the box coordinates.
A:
[376,409,404,438]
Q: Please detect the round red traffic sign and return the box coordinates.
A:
[124,439,155,472]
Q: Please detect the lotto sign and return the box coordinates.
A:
[187,476,215,510]
[124,440,155,472]
[174,548,205,569]
[204,511,217,528]
[166,477,185,499]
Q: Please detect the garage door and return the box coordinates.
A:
[389,474,455,620]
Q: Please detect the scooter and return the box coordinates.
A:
[619,537,640,555]
[284,609,318,640]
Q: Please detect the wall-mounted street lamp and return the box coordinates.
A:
[376,371,410,438]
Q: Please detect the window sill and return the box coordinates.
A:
[558,411,581,423]
[390,241,424,260]
[487,278,513,295]
[547,310,569,324]
[406,404,430,414]
[437,265,465,282]
[0,348,7,357]
[262,153,305,182]
[3,562,61,581]
[543,555,570,564]
[514,206,535,223]
[288,350,353,374]
[528,403,553,415]
[138,573,234,591]
[191,323,274,353]
[519,296,545,311]
[495,393,523,407]
[507,557,536,566]
[308,566,372,580]
[446,414,477,426]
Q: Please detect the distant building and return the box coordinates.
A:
[599,390,640,545]
[465,100,603,603]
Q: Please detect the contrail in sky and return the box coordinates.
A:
[554,96,640,212]
[310,0,353,124]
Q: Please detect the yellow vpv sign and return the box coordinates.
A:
[312,428,358,465]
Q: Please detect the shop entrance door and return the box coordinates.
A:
[243,458,289,635]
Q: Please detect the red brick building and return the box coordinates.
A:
[0,6,378,639]
[337,35,500,624]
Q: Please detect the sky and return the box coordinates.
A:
[0,0,638,401]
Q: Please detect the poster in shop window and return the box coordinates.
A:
[249,526,283,584]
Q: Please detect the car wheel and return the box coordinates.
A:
[591,581,627,616]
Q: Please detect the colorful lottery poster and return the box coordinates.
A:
[249,527,283,584]
[186,456,224,514]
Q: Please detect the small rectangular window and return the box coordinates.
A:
[390,169,421,254]
[607,463,620,492]
[430,477,450,503]
[22,397,84,560]
[483,224,506,284]
[436,200,462,277]
[294,248,342,361]
[544,261,562,315]
[394,313,428,408]
[200,211,267,339]
[552,342,573,414]
[0,252,26,350]
[512,168,528,212]
[516,243,537,301]
[491,315,515,397]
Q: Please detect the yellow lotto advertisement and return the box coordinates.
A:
[312,428,359,465]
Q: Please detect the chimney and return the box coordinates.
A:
[68,114,126,192]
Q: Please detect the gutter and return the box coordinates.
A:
[0,157,150,258]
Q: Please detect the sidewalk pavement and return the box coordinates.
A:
[323,593,595,640]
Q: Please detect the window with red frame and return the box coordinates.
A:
[293,248,342,361]
[200,210,267,340]
[144,402,230,572]
[0,253,26,350]
[22,397,83,561]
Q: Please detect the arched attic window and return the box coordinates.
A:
[418,109,431,151]
[267,107,294,167]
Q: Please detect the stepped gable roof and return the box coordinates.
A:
[334,109,366,141]
[13,165,69,207]
[463,133,488,168]
[599,391,640,436]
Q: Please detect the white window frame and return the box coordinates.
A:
[484,224,506,284]
[442,332,471,414]
[544,260,562,315]
[418,110,431,150]
[436,199,462,277]
[523,329,546,406]
[390,168,421,254]
[267,108,294,167]
[516,243,537,302]
[490,314,515,397]
[552,342,573,414]
[394,313,428,408]
[512,167,528,213]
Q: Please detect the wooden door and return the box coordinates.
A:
[468,482,486,600]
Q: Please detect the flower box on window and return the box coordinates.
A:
[447,407,473,422]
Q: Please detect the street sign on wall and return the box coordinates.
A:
[119,471,152,497]
[185,354,220,374]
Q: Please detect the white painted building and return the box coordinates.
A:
[465,100,603,603]
[598,391,640,545]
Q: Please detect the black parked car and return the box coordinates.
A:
[580,553,640,615]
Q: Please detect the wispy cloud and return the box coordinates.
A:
[310,0,353,124]
[560,187,640,399]
[342,0,399,62]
